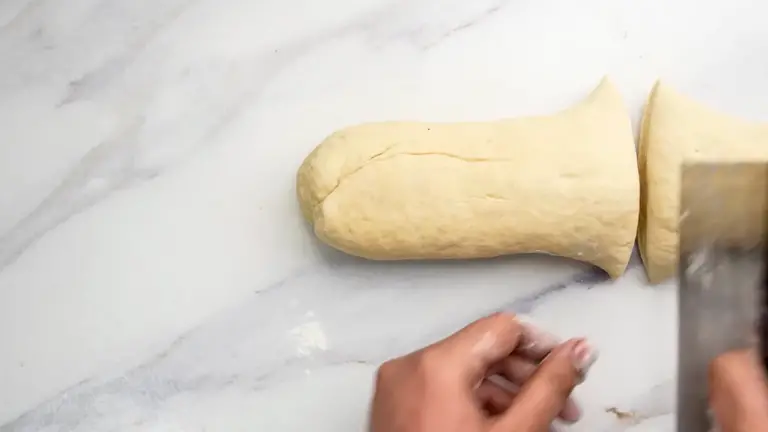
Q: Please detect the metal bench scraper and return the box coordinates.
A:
[677,162,768,431]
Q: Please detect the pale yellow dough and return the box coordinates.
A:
[297,78,639,278]
[639,82,768,283]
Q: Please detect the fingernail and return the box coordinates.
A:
[570,338,598,375]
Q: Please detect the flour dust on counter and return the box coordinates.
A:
[2,257,675,432]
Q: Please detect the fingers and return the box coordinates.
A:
[436,313,562,385]
[709,349,768,431]
[495,338,597,432]
[477,380,514,416]
[436,313,525,384]
[516,322,561,361]
[495,356,582,423]
[480,365,583,423]
[491,351,586,423]
[491,355,536,384]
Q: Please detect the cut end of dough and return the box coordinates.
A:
[638,80,768,284]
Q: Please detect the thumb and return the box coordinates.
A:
[494,338,597,432]
[709,349,768,431]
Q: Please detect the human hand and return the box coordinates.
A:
[709,349,768,432]
[369,313,598,432]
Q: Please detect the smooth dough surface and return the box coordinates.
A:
[639,81,768,283]
[297,78,639,278]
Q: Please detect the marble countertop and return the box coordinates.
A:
[2,0,768,430]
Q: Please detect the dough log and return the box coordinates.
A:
[297,78,639,278]
[639,82,768,283]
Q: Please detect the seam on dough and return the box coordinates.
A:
[313,151,510,214]
[481,193,508,201]
[312,144,398,214]
[396,152,511,163]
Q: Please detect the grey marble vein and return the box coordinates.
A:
[58,0,199,106]
[0,6,355,269]
[0,0,472,270]
[419,1,509,50]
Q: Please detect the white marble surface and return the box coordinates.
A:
[2,0,768,430]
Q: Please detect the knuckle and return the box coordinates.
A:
[376,359,399,382]
[463,312,521,343]
[482,312,519,329]
[462,312,517,336]
[415,349,448,377]
[377,348,450,384]
[416,349,440,369]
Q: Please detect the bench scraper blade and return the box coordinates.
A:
[677,162,768,432]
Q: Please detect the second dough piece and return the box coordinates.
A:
[639,82,768,283]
